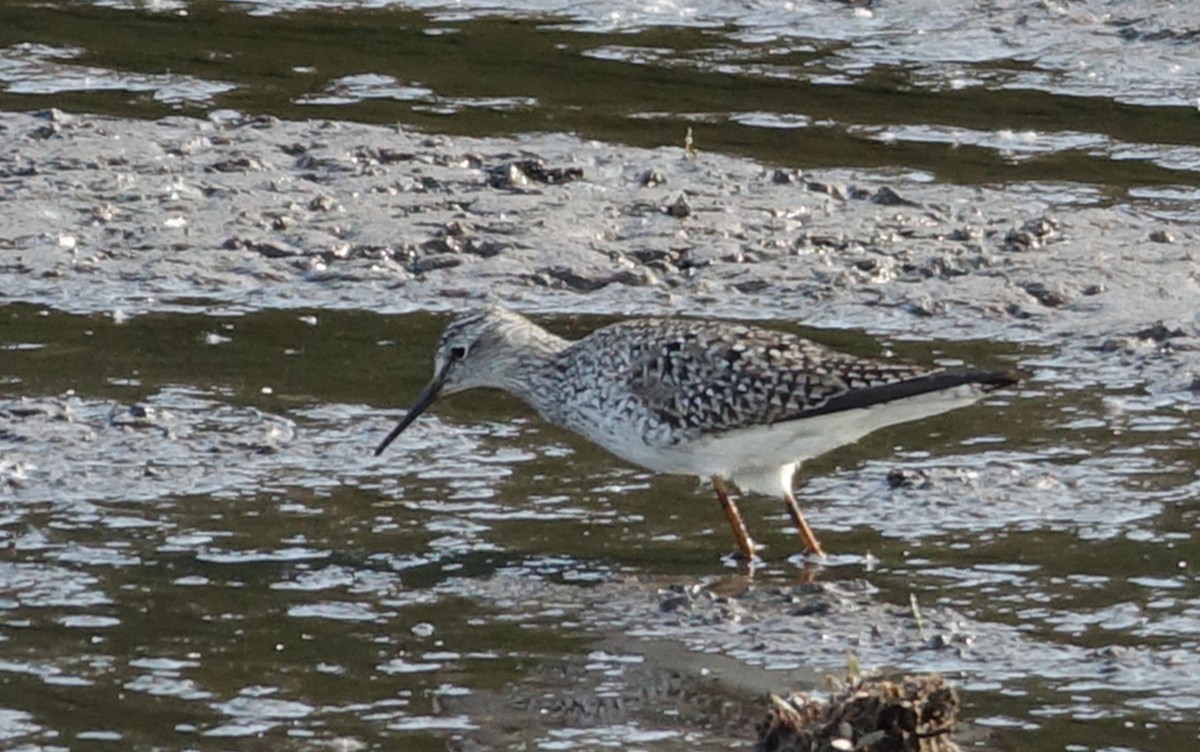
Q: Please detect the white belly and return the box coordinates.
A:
[581,384,989,497]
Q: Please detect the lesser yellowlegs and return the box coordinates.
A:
[374,305,1016,559]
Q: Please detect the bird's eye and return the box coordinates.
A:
[449,345,468,360]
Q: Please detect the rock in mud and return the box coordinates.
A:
[486,158,584,189]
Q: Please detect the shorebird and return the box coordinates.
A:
[374,305,1016,559]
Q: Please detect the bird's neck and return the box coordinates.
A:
[494,326,570,410]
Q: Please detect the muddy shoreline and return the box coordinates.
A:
[4,106,1200,750]
[2,108,1191,335]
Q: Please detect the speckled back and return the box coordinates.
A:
[550,317,934,442]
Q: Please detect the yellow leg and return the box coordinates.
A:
[782,490,826,557]
[712,476,757,559]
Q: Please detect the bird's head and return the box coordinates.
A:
[373,305,548,455]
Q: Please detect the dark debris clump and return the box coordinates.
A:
[757,674,960,752]
[486,158,583,189]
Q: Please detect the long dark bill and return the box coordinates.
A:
[374,362,453,456]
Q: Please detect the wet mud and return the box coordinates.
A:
[1,3,1200,749]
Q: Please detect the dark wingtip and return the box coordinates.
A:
[977,369,1020,392]
[795,366,1019,419]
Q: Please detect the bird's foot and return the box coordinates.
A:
[723,540,766,575]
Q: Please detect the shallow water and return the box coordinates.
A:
[1,0,1198,194]
[2,304,1198,750]
[2,0,1200,749]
